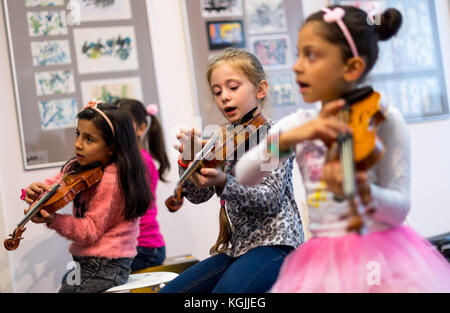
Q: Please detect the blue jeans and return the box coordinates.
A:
[131,246,166,271]
[159,245,293,293]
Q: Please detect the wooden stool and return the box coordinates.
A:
[105,271,178,293]
[132,254,199,275]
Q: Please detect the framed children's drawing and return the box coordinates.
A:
[182,0,304,134]
[332,0,449,123]
[2,0,160,170]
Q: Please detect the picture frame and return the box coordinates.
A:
[2,0,160,170]
[332,0,449,123]
[206,20,246,50]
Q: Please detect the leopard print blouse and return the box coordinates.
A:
[179,120,304,258]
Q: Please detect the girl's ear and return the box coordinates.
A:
[256,80,269,100]
[343,57,366,82]
[135,122,147,137]
[108,146,114,156]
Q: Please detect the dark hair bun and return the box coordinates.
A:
[375,8,403,41]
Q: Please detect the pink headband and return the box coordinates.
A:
[82,100,115,138]
[146,103,158,116]
[321,7,360,58]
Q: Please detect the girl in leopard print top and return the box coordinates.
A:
[159,48,304,293]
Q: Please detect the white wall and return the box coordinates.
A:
[0,0,449,292]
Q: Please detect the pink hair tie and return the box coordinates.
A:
[321,7,360,58]
[146,103,158,116]
[82,99,115,138]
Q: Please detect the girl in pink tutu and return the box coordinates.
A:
[235,5,450,292]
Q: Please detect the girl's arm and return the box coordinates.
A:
[236,102,349,186]
[367,107,410,226]
[47,168,124,244]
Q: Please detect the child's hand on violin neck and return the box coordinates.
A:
[173,127,205,163]
[24,207,54,225]
[23,182,51,205]
[190,168,227,189]
[306,99,352,145]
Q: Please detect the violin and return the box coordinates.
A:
[327,86,386,233]
[166,107,268,212]
[4,163,103,251]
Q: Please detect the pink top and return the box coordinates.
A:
[138,149,165,248]
[46,164,139,259]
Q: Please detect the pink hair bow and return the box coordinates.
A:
[321,7,360,58]
[146,103,158,116]
[82,99,115,138]
[83,99,103,110]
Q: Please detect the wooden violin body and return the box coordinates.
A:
[166,108,268,212]
[328,86,386,233]
[4,164,103,251]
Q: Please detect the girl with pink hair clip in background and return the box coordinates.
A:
[115,99,170,271]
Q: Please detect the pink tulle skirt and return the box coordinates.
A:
[271,226,450,293]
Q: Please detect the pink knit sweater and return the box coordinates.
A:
[46,164,139,259]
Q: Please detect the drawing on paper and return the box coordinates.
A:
[35,70,76,96]
[79,0,132,22]
[31,40,72,66]
[244,0,288,34]
[268,70,298,107]
[27,10,68,37]
[201,0,243,17]
[73,26,139,74]
[39,98,78,130]
[249,34,291,70]
[25,0,65,7]
[81,77,143,105]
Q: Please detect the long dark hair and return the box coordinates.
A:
[306,5,402,79]
[65,103,152,221]
[114,99,170,182]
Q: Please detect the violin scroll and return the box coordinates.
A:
[165,195,184,213]
[4,226,26,251]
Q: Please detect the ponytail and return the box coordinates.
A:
[115,99,170,182]
[146,114,171,182]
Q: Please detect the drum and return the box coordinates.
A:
[105,271,178,293]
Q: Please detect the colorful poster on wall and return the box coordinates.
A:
[249,34,292,70]
[206,20,245,50]
[73,26,139,74]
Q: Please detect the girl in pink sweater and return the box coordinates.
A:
[115,99,170,271]
[23,102,152,292]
